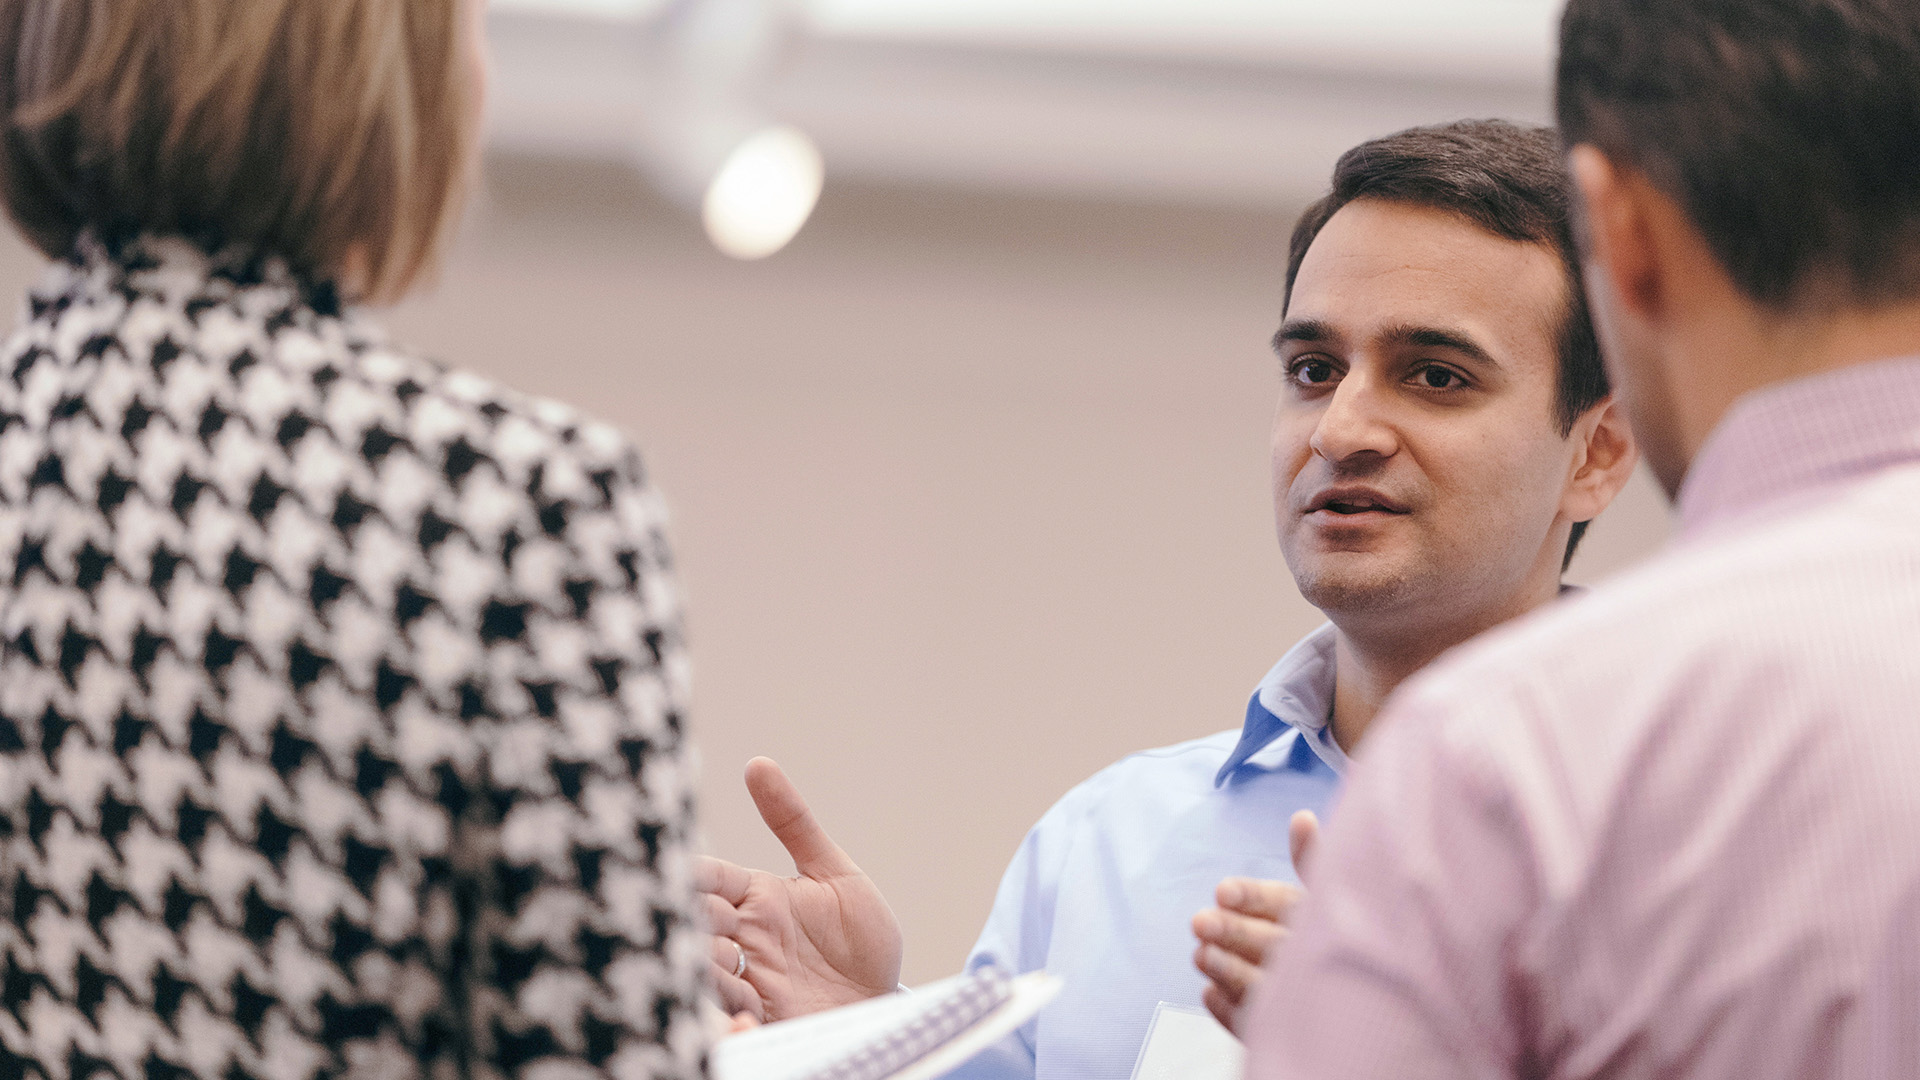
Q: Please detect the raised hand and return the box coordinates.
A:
[697,757,905,1022]
[1190,809,1321,1034]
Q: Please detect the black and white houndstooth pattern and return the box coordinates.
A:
[0,235,708,1080]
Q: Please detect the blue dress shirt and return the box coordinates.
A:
[948,625,1348,1080]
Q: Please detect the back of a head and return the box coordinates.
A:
[0,0,474,301]
[1558,0,1920,312]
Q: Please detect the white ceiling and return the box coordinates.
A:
[494,0,1560,69]
[485,0,1562,207]
[808,0,1558,78]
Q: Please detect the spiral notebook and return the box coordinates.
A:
[713,967,1064,1080]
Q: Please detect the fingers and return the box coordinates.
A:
[708,936,765,1021]
[709,933,748,977]
[710,963,765,1022]
[728,1012,762,1034]
[1192,940,1263,1026]
[695,854,752,906]
[701,893,740,938]
[1200,982,1243,1038]
[1193,906,1287,967]
[1213,877,1304,923]
[745,757,859,879]
[1290,810,1321,887]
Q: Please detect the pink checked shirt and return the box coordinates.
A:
[1243,356,1920,1080]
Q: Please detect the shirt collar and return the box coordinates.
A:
[61,231,346,316]
[1215,623,1346,786]
[1678,355,1920,536]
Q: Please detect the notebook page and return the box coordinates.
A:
[713,972,1062,1080]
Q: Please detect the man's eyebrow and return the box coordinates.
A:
[1384,323,1502,368]
[1271,318,1333,353]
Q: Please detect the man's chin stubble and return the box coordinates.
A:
[1294,568,1425,622]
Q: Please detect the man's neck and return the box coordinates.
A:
[1326,581,1563,752]
[1666,292,1920,478]
[1327,633,1434,755]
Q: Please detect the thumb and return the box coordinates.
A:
[1289,810,1321,888]
[745,757,859,879]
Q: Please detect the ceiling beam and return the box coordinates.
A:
[484,9,1553,209]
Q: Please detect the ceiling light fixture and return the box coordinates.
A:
[637,0,823,260]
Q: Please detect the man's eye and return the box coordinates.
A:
[1416,365,1464,390]
[1290,359,1336,386]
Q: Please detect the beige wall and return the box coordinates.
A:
[0,156,1672,983]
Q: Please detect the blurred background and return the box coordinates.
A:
[0,0,1671,983]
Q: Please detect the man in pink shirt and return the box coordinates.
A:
[1242,1,1920,1077]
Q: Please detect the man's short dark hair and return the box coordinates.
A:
[1281,119,1610,569]
[1558,0,1920,311]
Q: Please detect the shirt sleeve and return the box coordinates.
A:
[440,437,708,1080]
[1240,685,1540,1080]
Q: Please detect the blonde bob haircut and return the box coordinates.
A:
[0,0,475,301]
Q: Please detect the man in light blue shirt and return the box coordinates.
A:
[948,626,1342,1078]
[697,120,1640,1077]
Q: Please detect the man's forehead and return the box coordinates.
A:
[1284,200,1567,356]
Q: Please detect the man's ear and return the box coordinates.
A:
[1562,396,1639,524]
[1568,145,1666,325]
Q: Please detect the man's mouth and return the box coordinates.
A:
[1304,488,1409,516]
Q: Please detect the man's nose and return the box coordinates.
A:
[1308,377,1399,463]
